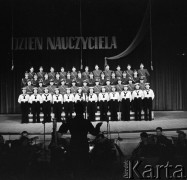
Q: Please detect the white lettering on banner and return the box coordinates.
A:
[12,36,117,50]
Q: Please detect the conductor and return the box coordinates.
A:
[58,102,102,178]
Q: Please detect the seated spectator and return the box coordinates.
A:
[91,133,117,171]
[154,127,173,159]
[0,134,8,155]
[154,127,172,147]
[173,130,187,158]
[131,132,158,160]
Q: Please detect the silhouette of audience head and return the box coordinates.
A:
[21,131,29,138]
[177,130,186,141]
[156,127,163,136]
[140,132,148,143]
[74,103,84,116]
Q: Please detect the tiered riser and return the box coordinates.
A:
[28,111,154,122]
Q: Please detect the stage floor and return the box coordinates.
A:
[0,111,187,135]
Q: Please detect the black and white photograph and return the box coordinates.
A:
[0,0,187,179]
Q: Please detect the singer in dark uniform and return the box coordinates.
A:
[66,72,72,87]
[25,80,34,95]
[21,72,29,87]
[93,64,102,80]
[105,79,112,93]
[38,80,44,95]
[115,65,122,78]
[103,64,112,79]
[48,67,56,81]
[32,74,39,87]
[48,79,56,95]
[76,71,83,87]
[37,66,45,80]
[70,80,78,95]
[59,67,67,80]
[138,63,150,83]
[82,80,89,95]
[59,79,67,96]
[28,66,35,79]
[94,79,102,96]
[54,72,61,86]
[99,72,106,86]
[121,71,129,85]
[82,66,90,80]
[87,72,95,87]
[126,64,134,80]
[110,71,117,85]
[71,66,77,81]
[43,73,49,87]
[116,78,124,93]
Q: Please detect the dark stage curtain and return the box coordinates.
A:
[151,60,183,110]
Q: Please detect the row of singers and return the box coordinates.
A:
[22,63,150,87]
[18,83,154,123]
[22,77,149,95]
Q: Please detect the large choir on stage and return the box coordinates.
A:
[18,63,154,123]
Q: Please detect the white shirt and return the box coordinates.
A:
[53,94,63,103]
[41,93,53,103]
[109,92,120,101]
[18,94,30,103]
[74,93,86,103]
[87,93,98,102]
[132,90,144,100]
[121,91,132,101]
[64,93,74,102]
[143,89,155,100]
[98,92,109,101]
[29,94,42,103]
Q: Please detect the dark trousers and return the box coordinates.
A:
[87,101,97,121]
[20,102,29,123]
[31,102,41,123]
[53,102,62,122]
[121,99,131,121]
[64,102,74,120]
[43,101,51,122]
[133,98,142,121]
[143,98,153,120]
[99,101,108,121]
[109,100,118,121]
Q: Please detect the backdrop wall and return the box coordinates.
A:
[1,0,187,113]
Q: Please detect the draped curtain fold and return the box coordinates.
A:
[105,2,150,62]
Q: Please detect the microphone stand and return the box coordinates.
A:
[106,113,111,139]
[42,119,46,151]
